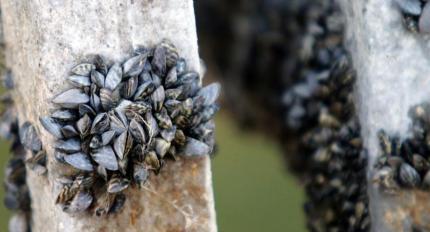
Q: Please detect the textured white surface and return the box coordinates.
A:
[341,0,430,231]
[0,0,217,231]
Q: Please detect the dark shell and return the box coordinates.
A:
[52,89,90,108]
[94,193,115,217]
[144,151,160,171]
[107,177,130,193]
[151,86,165,112]
[129,119,146,144]
[100,88,115,111]
[109,193,126,214]
[97,165,108,181]
[398,163,421,188]
[105,63,123,91]
[61,125,79,138]
[64,190,93,213]
[133,163,149,187]
[64,153,93,171]
[194,83,221,108]
[54,151,67,163]
[91,113,110,134]
[102,130,116,146]
[134,81,156,101]
[174,129,186,146]
[175,58,187,75]
[113,131,129,160]
[92,146,118,171]
[139,72,152,83]
[160,39,179,68]
[109,110,128,134]
[165,68,177,88]
[155,108,172,129]
[26,151,47,175]
[91,70,105,88]
[52,110,78,121]
[122,76,138,99]
[123,54,147,77]
[94,55,108,75]
[90,91,101,112]
[154,138,170,158]
[160,126,176,142]
[152,44,167,76]
[145,112,159,137]
[76,114,92,138]
[40,116,63,139]
[71,63,95,76]
[79,104,96,117]
[165,87,183,100]
[395,0,422,16]
[68,75,91,87]
[182,138,210,156]
[55,139,81,153]
[90,136,103,149]
[19,122,42,152]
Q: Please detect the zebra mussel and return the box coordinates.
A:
[281,2,370,231]
[373,103,430,192]
[0,71,47,232]
[198,0,370,230]
[40,39,220,215]
[285,57,370,232]
[395,0,430,33]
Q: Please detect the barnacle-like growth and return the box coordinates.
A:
[374,103,430,192]
[40,40,220,215]
[284,57,370,231]
[280,2,370,231]
[198,0,370,230]
[0,71,47,231]
[395,0,430,33]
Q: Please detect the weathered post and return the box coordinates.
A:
[0,1,217,231]
[341,0,430,231]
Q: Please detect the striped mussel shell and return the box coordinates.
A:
[40,39,221,215]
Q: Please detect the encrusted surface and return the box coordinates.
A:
[0,0,216,231]
[341,0,430,231]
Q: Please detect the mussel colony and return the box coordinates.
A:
[0,39,220,229]
[395,0,430,33]
[39,40,220,215]
[374,104,430,192]
[3,0,430,230]
[197,0,370,231]
[0,71,45,232]
[281,3,370,230]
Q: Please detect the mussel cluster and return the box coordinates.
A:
[374,103,430,191]
[283,3,370,230]
[395,0,430,33]
[197,0,370,231]
[39,40,220,215]
[0,71,46,232]
[285,58,370,231]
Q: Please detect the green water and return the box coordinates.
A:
[213,113,306,232]
[0,113,306,231]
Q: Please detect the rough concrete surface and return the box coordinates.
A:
[0,0,217,231]
[340,0,430,231]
